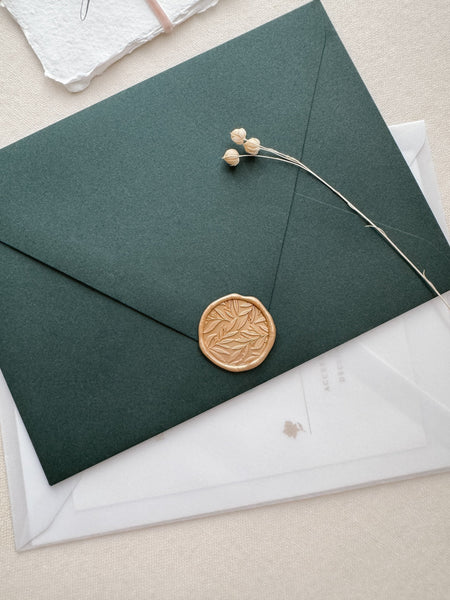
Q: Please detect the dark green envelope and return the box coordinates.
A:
[1,1,449,484]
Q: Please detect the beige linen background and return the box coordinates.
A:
[1,1,449,598]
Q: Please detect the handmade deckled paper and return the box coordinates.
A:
[0,0,219,91]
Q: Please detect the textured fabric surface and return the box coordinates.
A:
[1,1,449,598]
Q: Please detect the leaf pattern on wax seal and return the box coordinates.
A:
[202,298,271,368]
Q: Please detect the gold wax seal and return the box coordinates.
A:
[198,294,276,372]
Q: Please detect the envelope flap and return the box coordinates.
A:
[0,3,327,341]
[390,120,426,167]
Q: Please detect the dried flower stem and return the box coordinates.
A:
[232,139,449,311]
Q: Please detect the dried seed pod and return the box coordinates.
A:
[244,137,261,155]
[230,128,247,145]
[222,148,240,166]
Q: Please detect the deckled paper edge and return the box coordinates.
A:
[0,0,219,92]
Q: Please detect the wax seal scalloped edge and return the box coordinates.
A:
[198,293,276,372]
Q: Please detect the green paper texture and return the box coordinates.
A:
[1,1,449,484]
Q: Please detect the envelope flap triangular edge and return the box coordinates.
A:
[0,1,328,341]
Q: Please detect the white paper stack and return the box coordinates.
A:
[1,121,449,550]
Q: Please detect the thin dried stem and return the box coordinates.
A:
[237,146,449,311]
